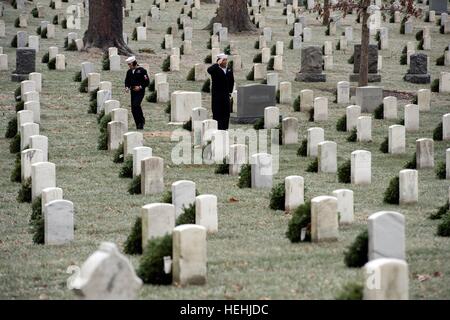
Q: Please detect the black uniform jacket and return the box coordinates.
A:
[207,63,235,116]
[125,66,150,91]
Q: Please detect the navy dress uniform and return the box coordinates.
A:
[207,53,235,130]
[124,56,150,130]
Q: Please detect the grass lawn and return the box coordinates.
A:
[0,1,449,299]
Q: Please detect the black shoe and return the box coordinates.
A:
[137,125,144,130]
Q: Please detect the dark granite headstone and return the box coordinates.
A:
[404,53,430,84]
[408,53,427,74]
[11,48,36,82]
[429,0,448,15]
[230,84,276,124]
[295,46,326,82]
[350,44,381,82]
[353,44,378,74]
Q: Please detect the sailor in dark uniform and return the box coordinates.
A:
[124,56,149,130]
[207,53,235,130]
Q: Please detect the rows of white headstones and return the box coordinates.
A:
[0,0,214,298]
[2,0,450,75]
[74,45,215,298]
[72,184,215,298]
[2,0,450,299]
[79,15,448,298]
[17,75,75,246]
[83,0,450,299]
[0,0,88,71]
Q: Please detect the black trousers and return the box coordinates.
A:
[131,91,145,129]
[213,113,230,130]
[212,98,231,130]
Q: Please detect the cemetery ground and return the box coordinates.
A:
[1,1,450,299]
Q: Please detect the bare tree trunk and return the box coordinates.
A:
[205,0,256,33]
[359,0,370,87]
[83,0,133,55]
[323,0,330,26]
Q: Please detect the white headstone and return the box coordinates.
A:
[157,82,169,103]
[363,258,409,300]
[383,96,397,120]
[388,125,405,154]
[332,189,354,224]
[337,81,350,104]
[136,26,146,41]
[281,117,298,145]
[21,80,36,99]
[109,55,121,71]
[31,161,56,200]
[399,169,418,204]
[264,106,279,129]
[313,97,328,121]
[351,150,371,185]
[20,122,39,150]
[107,121,126,151]
[29,135,48,161]
[41,187,63,213]
[141,203,175,247]
[44,199,74,245]
[417,89,430,112]
[23,91,39,103]
[21,148,44,182]
[211,130,229,163]
[192,107,208,146]
[104,100,120,115]
[28,35,39,53]
[172,180,196,218]
[71,242,142,299]
[111,108,128,132]
[439,72,450,93]
[172,225,207,285]
[307,127,324,157]
[404,104,419,132]
[251,153,272,188]
[201,119,218,146]
[87,73,100,92]
[132,146,152,177]
[141,156,164,195]
[171,91,202,123]
[279,81,291,104]
[317,141,337,173]
[311,196,339,242]
[357,116,372,142]
[17,110,33,128]
[195,194,218,233]
[28,72,42,93]
[443,113,450,141]
[416,138,434,169]
[368,211,405,260]
[123,132,143,156]
[346,105,361,131]
[229,144,247,176]
[81,62,94,81]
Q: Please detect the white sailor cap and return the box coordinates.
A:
[216,53,228,60]
[126,56,136,64]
